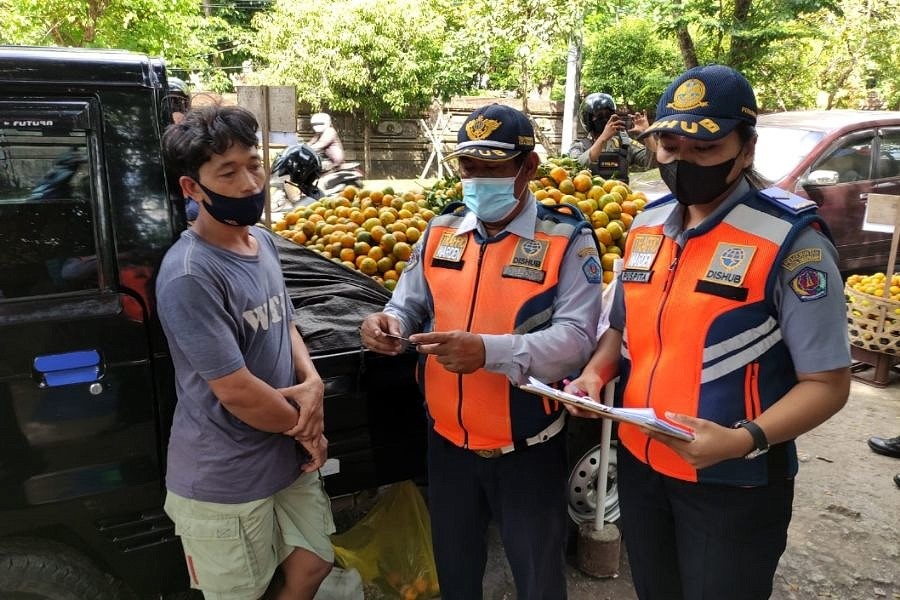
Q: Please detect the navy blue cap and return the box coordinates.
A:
[639,64,758,141]
[444,103,535,162]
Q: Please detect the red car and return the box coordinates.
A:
[632,110,900,273]
[755,110,900,274]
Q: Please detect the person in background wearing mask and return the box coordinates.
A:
[157,105,335,600]
[361,103,603,600]
[564,65,850,600]
[308,112,344,172]
[567,92,657,183]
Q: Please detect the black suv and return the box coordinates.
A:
[0,46,426,598]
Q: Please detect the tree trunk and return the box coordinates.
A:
[728,0,754,70]
[364,121,371,177]
[677,25,698,69]
[673,0,698,69]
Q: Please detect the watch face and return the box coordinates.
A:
[744,447,769,460]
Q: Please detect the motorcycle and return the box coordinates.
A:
[270,143,364,210]
[317,158,365,197]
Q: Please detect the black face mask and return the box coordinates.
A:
[195,181,265,227]
[659,157,738,206]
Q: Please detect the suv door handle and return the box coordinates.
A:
[33,349,102,387]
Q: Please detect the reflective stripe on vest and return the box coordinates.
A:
[420,209,576,449]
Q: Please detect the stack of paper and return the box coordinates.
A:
[519,377,695,442]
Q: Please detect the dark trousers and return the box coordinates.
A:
[617,446,794,600]
[427,426,568,600]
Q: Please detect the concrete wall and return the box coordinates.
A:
[303,98,571,179]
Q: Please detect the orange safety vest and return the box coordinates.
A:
[619,189,827,485]
[420,205,589,449]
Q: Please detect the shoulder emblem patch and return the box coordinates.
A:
[782,248,822,271]
[582,256,603,284]
[790,267,827,301]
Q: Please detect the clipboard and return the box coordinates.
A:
[519,377,695,442]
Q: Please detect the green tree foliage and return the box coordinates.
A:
[249,0,471,122]
[440,0,584,106]
[0,0,244,91]
[650,0,838,76]
[580,15,682,111]
[806,0,900,109]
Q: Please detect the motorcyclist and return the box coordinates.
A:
[167,76,191,124]
[307,112,345,172]
[271,143,324,207]
[567,92,657,183]
[166,77,199,220]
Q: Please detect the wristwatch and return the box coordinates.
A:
[733,419,769,459]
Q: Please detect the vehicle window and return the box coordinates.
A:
[0,123,99,300]
[876,129,900,179]
[755,126,823,183]
[811,133,875,183]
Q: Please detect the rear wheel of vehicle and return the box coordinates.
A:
[0,539,123,600]
[567,419,620,525]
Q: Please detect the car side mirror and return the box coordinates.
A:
[802,169,840,186]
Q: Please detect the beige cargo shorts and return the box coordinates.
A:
[164,471,336,600]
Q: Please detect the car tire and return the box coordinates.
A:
[567,418,620,525]
[0,538,126,600]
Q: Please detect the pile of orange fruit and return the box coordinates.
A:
[271,157,648,289]
[272,186,432,291]
[533,158,647,284]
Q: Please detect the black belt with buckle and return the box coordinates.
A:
[469,412,566,459]
[473,448,504,459]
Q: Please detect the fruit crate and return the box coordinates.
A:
[845,282,900,356]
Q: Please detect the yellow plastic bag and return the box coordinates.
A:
[331,481,439,599]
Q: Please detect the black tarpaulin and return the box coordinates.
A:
[271,231,391,355]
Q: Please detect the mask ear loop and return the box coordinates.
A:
[512,158,528,203]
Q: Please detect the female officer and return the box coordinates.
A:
[566,65,851,600]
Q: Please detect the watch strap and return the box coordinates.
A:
[735,419,769,459]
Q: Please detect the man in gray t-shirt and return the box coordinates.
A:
[157,105,334,600]
[158,225,302,502]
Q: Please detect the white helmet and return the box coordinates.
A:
[310,112,331,133]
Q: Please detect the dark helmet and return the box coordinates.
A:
[272,143,322,186]
[167,76,190,114]
[580,93,617,134]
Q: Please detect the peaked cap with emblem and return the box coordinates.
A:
[443,103,535,162]
[639,64,758,141]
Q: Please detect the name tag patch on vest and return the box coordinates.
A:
[702,243,756,287]
[622,269,652,283]
[432,231,468,269]
[790,267,827,301]
[502,238,549,283]
[625,234,663,271]
[782,248,822,271]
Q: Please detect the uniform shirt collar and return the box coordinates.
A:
[455,193,538,240]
